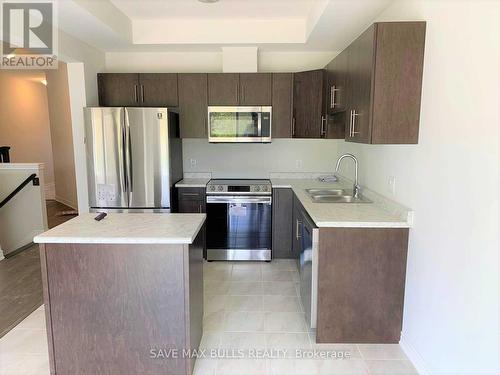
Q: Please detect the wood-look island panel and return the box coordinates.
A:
[40,230,204,375]
[316,227,409,343]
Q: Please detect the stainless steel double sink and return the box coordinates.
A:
[305,188,372,203]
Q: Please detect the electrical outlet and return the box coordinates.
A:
[295,159,303,169]
[388,176,396,196]
[190,158,197,168]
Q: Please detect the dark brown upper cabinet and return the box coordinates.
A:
[139,73,178,107]
[293,69,327,138]
[97,73,178,107]
[178,73,208,138]
[343,22,426,144]
[207,73,239,105]
[271,73,293,138]
[239,73,272,105]
[326,49,348,114]
[326,111,346,139]
[98,73,140,107]
[208,73,272,106]
[324,49,348,139]
[345,25,376,144]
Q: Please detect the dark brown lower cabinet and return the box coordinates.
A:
[316,227,409,343]
[292,195,304,260]
[177,187,206,214]
[272,188,294,258]
[179,199,205,213]
[39,231,204,375]
[178,187,206,258]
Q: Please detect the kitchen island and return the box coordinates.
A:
[34,213,206,375]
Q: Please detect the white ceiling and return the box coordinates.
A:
[110,0,317,20]
[57,0,394,53]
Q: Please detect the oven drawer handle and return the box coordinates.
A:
[206,196,272,204]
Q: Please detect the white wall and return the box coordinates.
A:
[0,71,55,198]
[183,139,341,178]
[58,29,105,106]
[0,164,48,257]
[45,62,78,209]
[105,50,336,73]
[66,63,89,213]
[336,1,500,374]
[57,29,105,212]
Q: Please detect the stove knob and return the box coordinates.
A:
[217,185,223,191]
[262,185,269,192]
[254,186,260,192]
[209,185,216,191]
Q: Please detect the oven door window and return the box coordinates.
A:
[209,111,259,139]
[206,201,271,250]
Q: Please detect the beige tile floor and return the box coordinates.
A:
[0,259,418,375]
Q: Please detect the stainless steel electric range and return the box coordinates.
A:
[206,179,272,261]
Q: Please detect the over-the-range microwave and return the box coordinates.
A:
[207,106,272,143]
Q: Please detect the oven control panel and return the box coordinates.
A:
[206,180,271,195]
[207,184,227,193]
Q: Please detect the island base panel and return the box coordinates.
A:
[40,240,203,375]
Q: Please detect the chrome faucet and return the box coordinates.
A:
[335,153,360,198]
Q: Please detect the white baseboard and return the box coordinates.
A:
[1,229,41,257]
[54,195,78,210]
[400,333,431,375]
[45,182,55,200]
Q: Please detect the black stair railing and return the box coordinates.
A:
[0,146,10,163]
[0,173,39,209]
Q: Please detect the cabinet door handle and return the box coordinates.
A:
[292,117,296,137]
[296,219,302,240]
[349,110,353,137]
[181,193,200,197]
[331,85,339,109]
[133,84,138,102]
[321,116,327,137]
[198,204,202,213]
[352,110,360,136]
[140,85,145,103]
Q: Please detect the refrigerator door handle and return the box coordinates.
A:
[121,114,128,195]
[124,109,133,207]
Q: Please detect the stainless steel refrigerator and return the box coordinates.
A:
[84,107,183,213]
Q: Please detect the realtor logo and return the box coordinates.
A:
[1,1,58,69]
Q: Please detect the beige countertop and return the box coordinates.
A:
[271,178,413,228]
[34,213,206,244]
[175,178,210,188]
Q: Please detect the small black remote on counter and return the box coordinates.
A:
[94,212,107,221]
